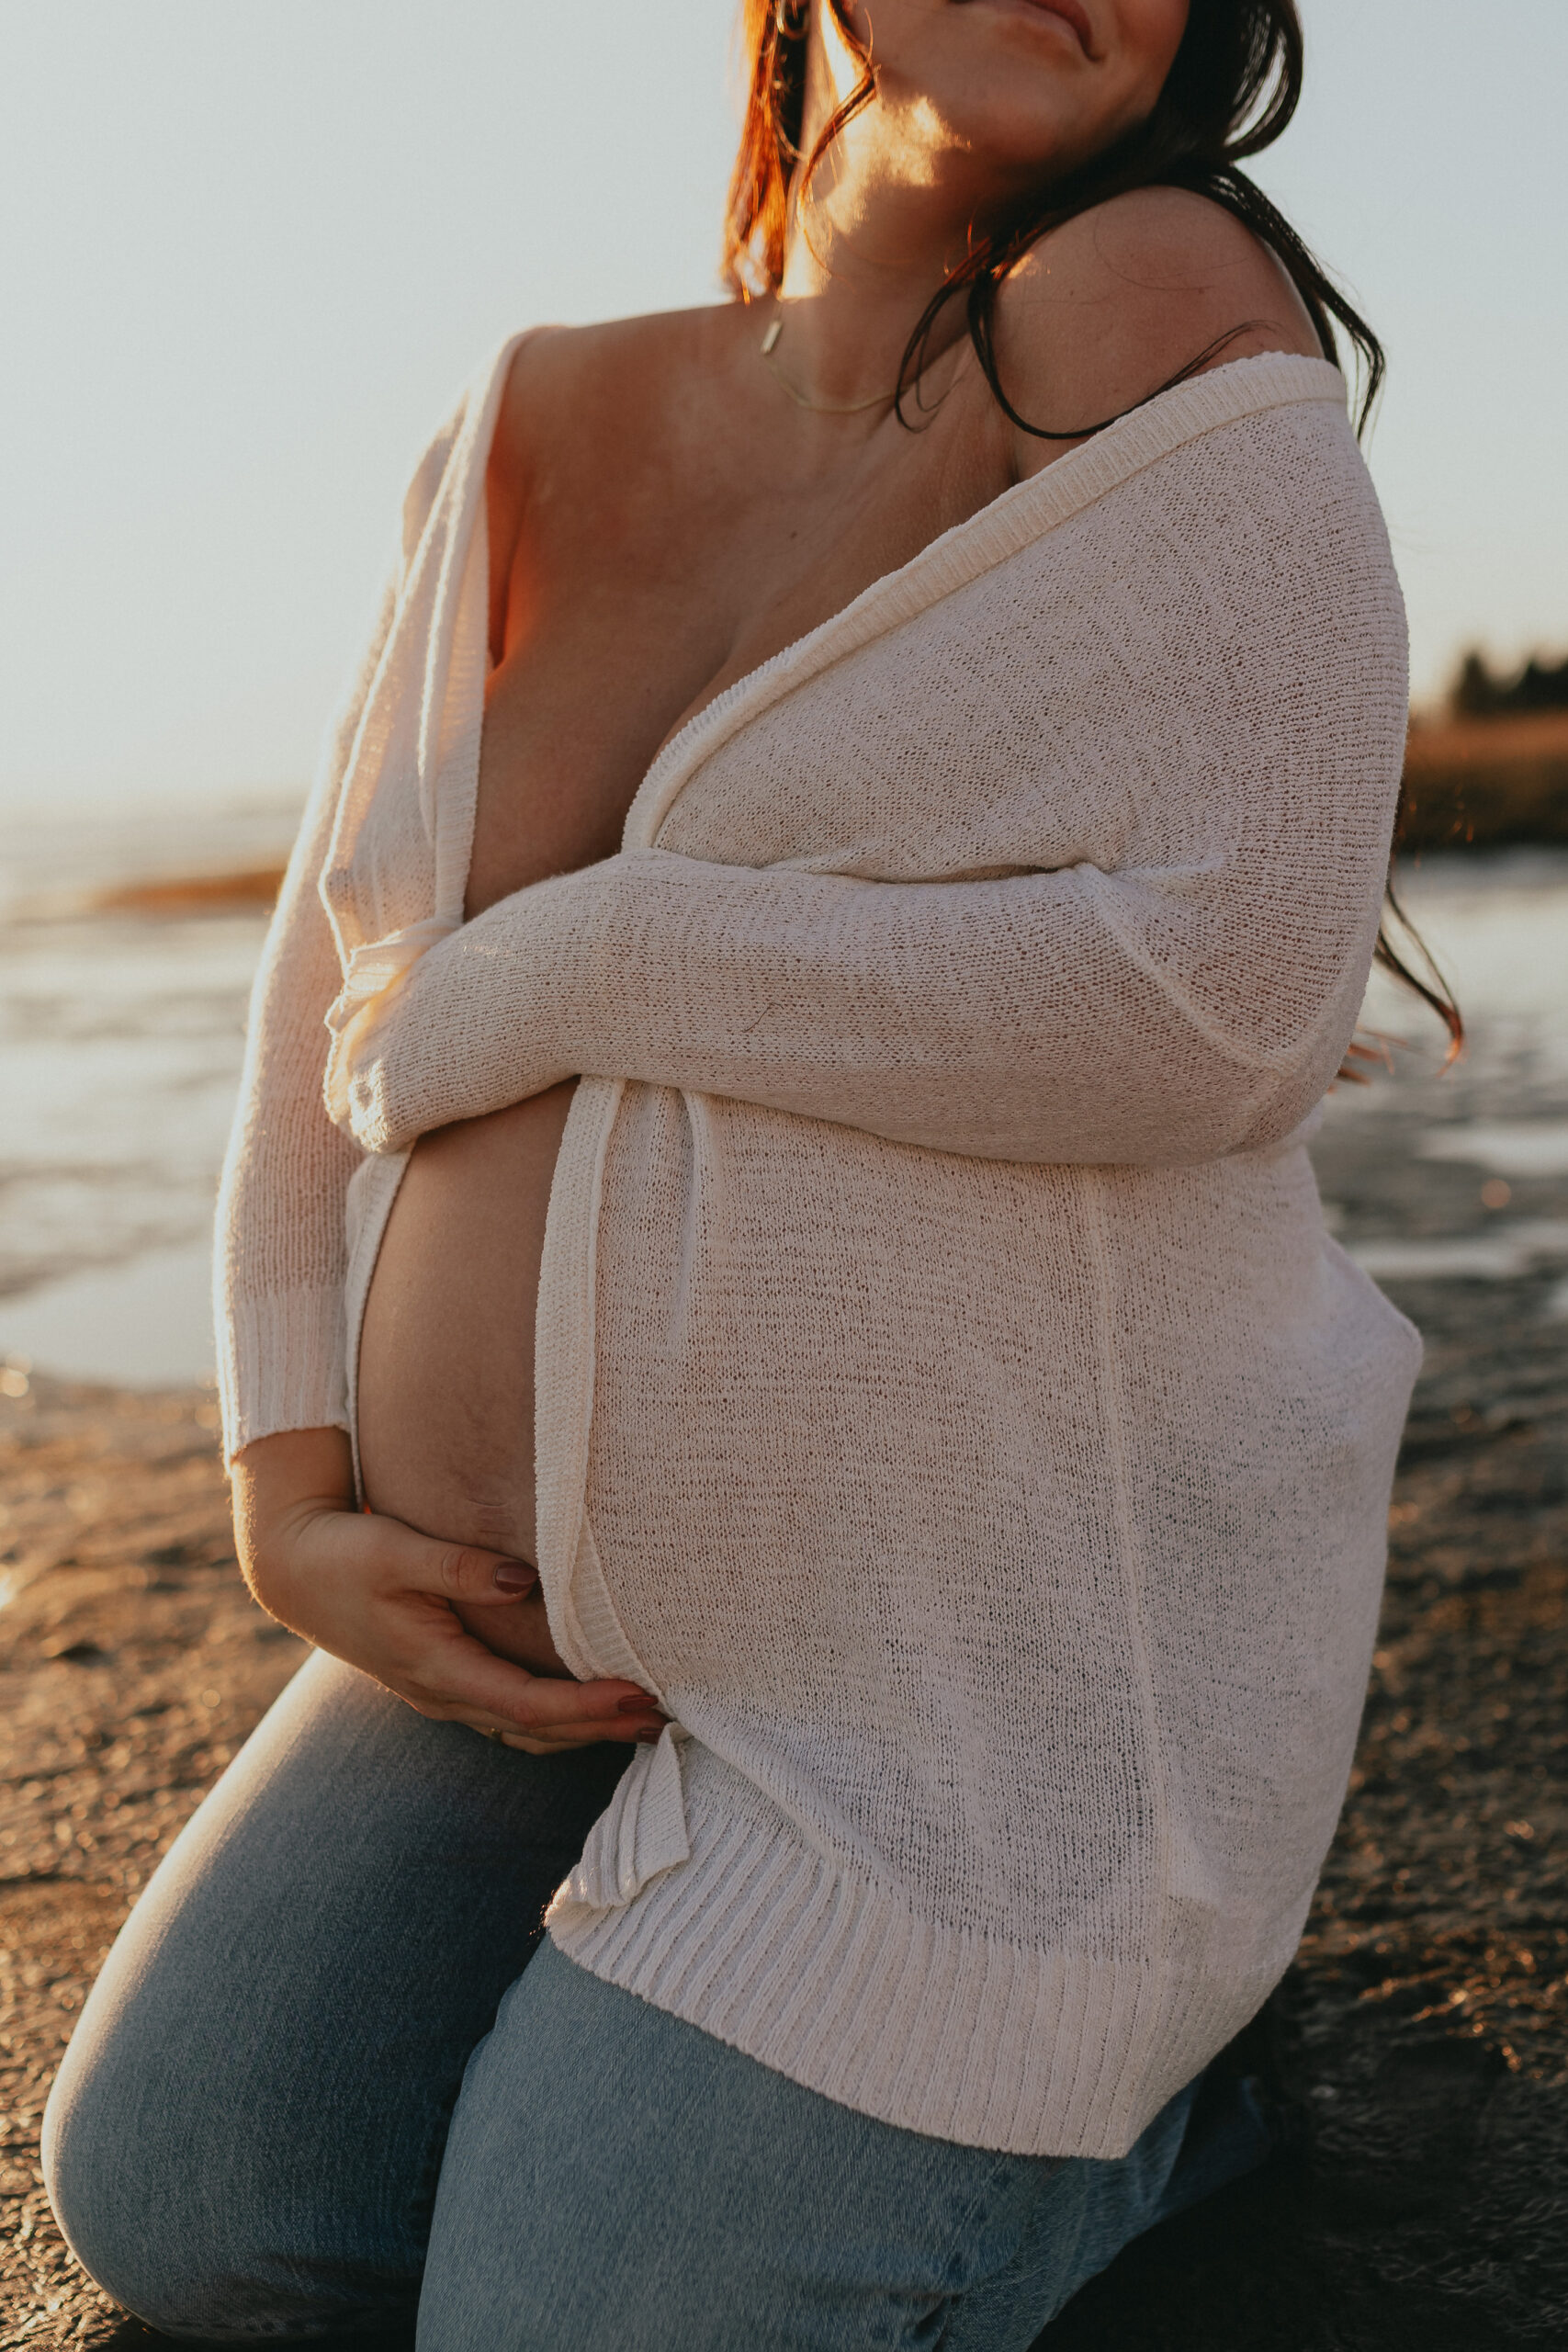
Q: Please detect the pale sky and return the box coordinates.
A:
[2,0,1563,813]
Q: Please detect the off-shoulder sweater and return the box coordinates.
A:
[214,336,1419,2158]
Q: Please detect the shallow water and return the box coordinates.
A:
[0,797,295,1385]
[1315,849,1568,1319]
[1,819,1565,1388]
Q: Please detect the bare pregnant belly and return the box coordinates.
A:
[355,1081,577,1562]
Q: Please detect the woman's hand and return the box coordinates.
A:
[450,1583,572,1679]
[231,1428,667,1754]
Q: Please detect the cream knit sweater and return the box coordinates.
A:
[216,337,1419,2159]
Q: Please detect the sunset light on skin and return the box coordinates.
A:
[0,0,1564,820]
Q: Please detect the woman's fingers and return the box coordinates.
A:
[271,1500,670,1752]
[452,1588,574,1678]
[385,1525,669,1737]
[397,1611,662,1739]
[493,1726,662,1757]
[367,1517,541,1605]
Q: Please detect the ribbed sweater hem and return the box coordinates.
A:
[547,1756,1292,2160]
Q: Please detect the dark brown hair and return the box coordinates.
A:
[725,0,1461,1058]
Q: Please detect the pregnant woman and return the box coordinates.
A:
[46,3,1453,2344]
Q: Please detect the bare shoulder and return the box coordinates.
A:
[994,187,1324,463]
[489,315,670,511]
[483,307,728,641]
[490,308,731,495]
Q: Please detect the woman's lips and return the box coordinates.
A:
[1016,0,1096,57]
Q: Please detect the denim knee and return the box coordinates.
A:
[38,1654,626,2339]
[43,2027,240,2340]
[43,1965,412,2343]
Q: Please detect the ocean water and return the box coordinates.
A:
[1318,851,1568,1311]
[0,797,300,1386]
[1,805,1566,1391]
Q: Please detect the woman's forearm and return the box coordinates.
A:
[327,842,1370,1170]
[231,1427,358,1613]
[320,422,1402,1176]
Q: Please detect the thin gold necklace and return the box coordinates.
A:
[760,315,899,414]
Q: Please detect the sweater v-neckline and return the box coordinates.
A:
[618,348,1345,853]
[446,337,1343,894]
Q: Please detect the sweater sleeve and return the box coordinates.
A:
[211,591,392,1459]
[327,819,1391,1171]
[213,367,481,1461]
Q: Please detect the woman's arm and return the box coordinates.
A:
[212,362,665,1747]
[214,378,473,1458]
[328,844,1354,1169]
[213,626,389,1458]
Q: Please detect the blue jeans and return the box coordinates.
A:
[44,1652,1272,2347]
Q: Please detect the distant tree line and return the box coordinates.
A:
[1451,647,1568,718]
[1401,645,1568,854]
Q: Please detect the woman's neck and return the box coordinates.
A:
[768,25,1015,411]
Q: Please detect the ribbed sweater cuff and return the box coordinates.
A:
[216,1283,349,1463]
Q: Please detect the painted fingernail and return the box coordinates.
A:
[616,1694,664,1715]
[492,1559,537,1592]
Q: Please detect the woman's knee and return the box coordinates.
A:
[44,2011,416,2344]
[36,1657,421,2336]
[42,2002,250,2339]
[39,1651,607,2337]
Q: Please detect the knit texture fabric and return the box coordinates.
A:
[219,337,1420,2156]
